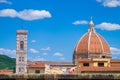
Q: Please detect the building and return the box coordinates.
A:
[0,70,13,74]
[16,29,28,74]
[16,17,120,74]
[27,61,74,74]
[77,58,120,73]
[73,17,111,65]
[73,18,120,73]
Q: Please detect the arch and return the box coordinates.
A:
[19,67,24,72]
[20,41,24,50]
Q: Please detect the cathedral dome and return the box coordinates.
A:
[74,18,111,59]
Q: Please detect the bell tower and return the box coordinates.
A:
[16,29,28,74]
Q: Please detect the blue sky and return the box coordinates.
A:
[0,0,120,61]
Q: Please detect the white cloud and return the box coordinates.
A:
[32,56,46,61]
[54,52,63,57]
[95,22,120,31]
[0,48,16,54]
[18,9,51,20]
[72,20,88,25]
[41,47,51,51]
[0,0,12,4]
[96,0,120,7]
[0,48,16,58]
[0,9,17,17]
[110,47,120,54]
[31,40,36,43]
[0,9,52,21]
[29,48,39,53]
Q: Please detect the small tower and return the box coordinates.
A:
[16,29,28,74]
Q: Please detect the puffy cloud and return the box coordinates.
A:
[0,0,12,4]
[29,48,39,53]
[0,48,15,54]
[72,20,88,25]
[110,47,120,54]
[53,52,63,57]
[95,22,120,31]
[0,9,17,17]
[18,9,51,20]
[96,0,120,7]
[0,48,16,58]
[41,47,51,51]
[0,9,52,21]
[31,40,36,43]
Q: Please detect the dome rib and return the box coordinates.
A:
[97,33,111,54]
[95,32,104,54]
[88,31,92,53]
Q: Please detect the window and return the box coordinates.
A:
[19,68,21,72]
[83,63,89,67]
[102,56,105,58]
[35,70,40,74]
[20,41,24,50]
[98,63,104,67]
[19,57,21,61]
[19,57,24,62]
[22,57,24,61]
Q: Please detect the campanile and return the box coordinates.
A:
[16,29,28,74]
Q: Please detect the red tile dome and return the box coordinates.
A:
[73,18,111,61]
[74,31,111,54]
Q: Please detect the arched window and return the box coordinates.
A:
[19,67,24,72]
[20,41,24,50]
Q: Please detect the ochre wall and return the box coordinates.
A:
[78,58,110,67]
[27,68,45,74]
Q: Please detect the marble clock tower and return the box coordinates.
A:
[16,29,28,74]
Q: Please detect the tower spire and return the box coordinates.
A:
[89,17,95,32]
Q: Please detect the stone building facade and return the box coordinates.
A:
[16,30,28,74]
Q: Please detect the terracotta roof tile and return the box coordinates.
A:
[0,70,13,74]
[27,61,73,68]
[74,31,111,55]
